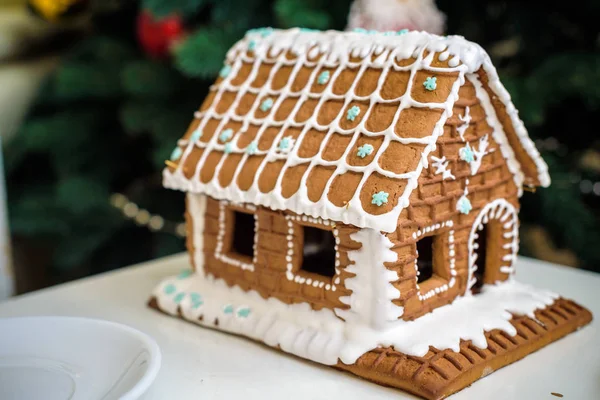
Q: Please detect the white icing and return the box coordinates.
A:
[214,201,256,271]
[468,74,525,196]
[456,178,472,214]
[466,134,492,175]
[430,155,455,180]
[337,228,403,329]
[456,105,471,141]
[467,199,519,290]
[154,269,557,364]
[164,28,550,234]
[188,193,206,277]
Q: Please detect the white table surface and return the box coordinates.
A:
[0,254,597,399]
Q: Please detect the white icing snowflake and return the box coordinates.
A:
[457,106,471,141]
[466,135,492,175]
[431,156,455,180]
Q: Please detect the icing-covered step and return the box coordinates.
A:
[150,271,591,399]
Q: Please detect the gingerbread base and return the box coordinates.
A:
[148,296,591,400]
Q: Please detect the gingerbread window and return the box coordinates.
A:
[300,226,336,277]
[230,210,256,260]
[283,215,341,290]
[413,221,455,302]
[214,202,257,270]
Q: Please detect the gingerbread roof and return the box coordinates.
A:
[164,28,550,233]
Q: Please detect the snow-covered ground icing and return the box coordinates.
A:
[153,271,558,365]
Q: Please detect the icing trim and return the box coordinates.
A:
[412,220,456,301]
[153,270,557,364]
[467,199,519,290]
[284,215,340,291]
[188,194,206,277]
[164,29,550,233]
[214,201,257,271]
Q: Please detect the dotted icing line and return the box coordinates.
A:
[215,201,257,271]
[412,220,456,301]
[285,215,340,291]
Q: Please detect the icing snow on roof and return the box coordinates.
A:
[164,28,549,233]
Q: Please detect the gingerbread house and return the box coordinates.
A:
[150,28,592,399]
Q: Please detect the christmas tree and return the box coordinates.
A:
[5,0,599,291]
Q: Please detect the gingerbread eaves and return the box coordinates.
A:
[164,29,550,233]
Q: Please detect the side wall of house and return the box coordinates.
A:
[385,77,521,321]
[196,197,358,311]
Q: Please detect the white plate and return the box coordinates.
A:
[0,317,161,400]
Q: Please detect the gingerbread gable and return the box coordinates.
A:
[164,29,550,233]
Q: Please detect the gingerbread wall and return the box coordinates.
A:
[385,78,521,321]
[194,197,359,311]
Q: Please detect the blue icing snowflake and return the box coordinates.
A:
[189,129,202,143]
[457,195,472,214]
[219,64,232,78]
[223,305,234,314]
[173,292,185,304]
[248,27,273,37]
[357,144,374,158]
[219,128,233,142]
[177,270,192,279]
[190,292,203,309]
[260,98,274,112]
[460,145,475,163]
[346,105,361,121]
[224,142,234,154]
[397,29,409,35]
[246,141,258,155]
[259,27,273,37]
[353,28,367,34]
[278,136,295,153]
[164,284,176,295]
[423,76,437,91]
[237,307,251,318]
[170,147,182,161]
[371,191,389,207]
[317,70,330,85]
[190,292,202,303]
[248,40,257,51]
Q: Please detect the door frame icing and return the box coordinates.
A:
[467,198,519,292]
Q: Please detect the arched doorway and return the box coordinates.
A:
[467,199,519,294]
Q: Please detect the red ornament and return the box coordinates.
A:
[136,11,185,58]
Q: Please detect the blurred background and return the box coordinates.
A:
[0,0,598,296]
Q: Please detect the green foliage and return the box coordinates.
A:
[121,61,185,98]
[142,0,207,17]
[211,0,268,28]
[53,64,122,101]
[537,154,600,266]
[505,54,600,127]
[274,0,331,29]
[56,177,110,214]
[6,0,600,288]
[175,27,242,78]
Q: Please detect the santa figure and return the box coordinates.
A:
[346,0,445,34]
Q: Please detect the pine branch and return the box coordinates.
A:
[274,0,331,29]
[142,0,207,17]
[537,154,600,268]
[121,61,185,98]
[174,27,243,78]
